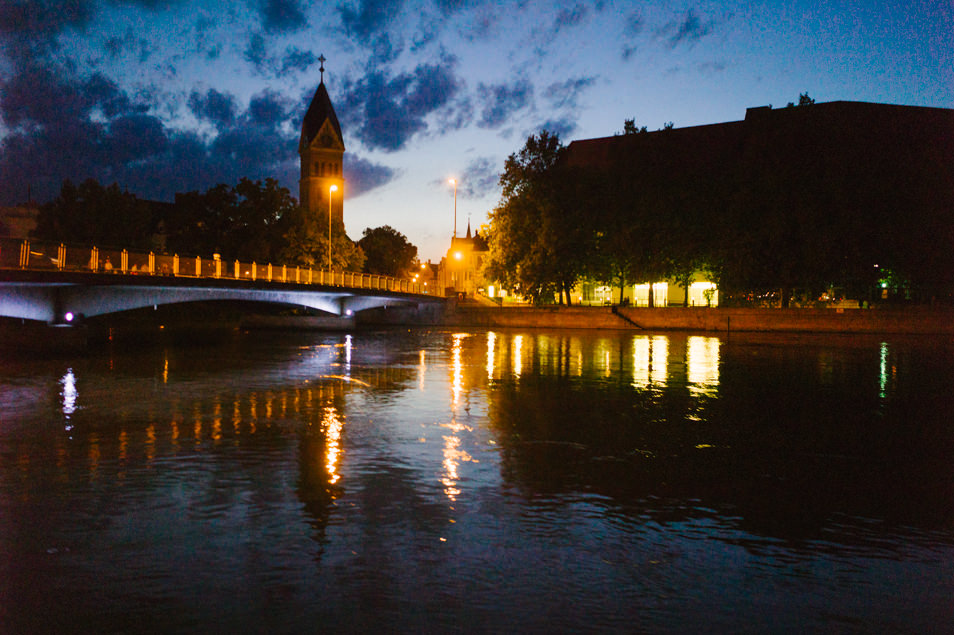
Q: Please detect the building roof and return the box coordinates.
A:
[565,100,954,171]
[301,81,343,148]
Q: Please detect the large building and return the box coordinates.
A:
[564,100,954,305]
[438,221,489,298]
[299,60,345,227]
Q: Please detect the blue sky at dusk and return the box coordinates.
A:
[1,0,951,260]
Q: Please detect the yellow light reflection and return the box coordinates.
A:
[233,400,241,434]
[419,349,427,391]
[486,331,496,380]
[632,336,669,388]
[687,336,720,397]
[632,337,650,387]
[145,424,155,465]
[513,335,523,378]
[451,333,467,406]
[322,405,344,484]
[651,336,668,384]
[440,422,475,502]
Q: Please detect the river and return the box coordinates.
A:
[1,327,952,632]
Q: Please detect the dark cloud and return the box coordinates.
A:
[105,113,169,163]
[345,154,397,197]
[0,59,303,205]
[189,88,238,126]
[370,32,401,64]
[543,76,595,111]
[0,0,93,40]
[248,90,290,127]
[459,156,498,199]
[281,46,317,73]
[433,0,473,16]
[340,54,463,151]
[552,3,588,34]
[620,10,643,60]
[538,116,576,140]
[477,78,533,129]
[338,0,400,42]
[1,64,132,128]
[244,33,318,76]
[103,28,152,63]
[106,0,177,8]
[257,0,308,33]
[657,9,715,48]
[624,10,643,37]
[243,32,268,70]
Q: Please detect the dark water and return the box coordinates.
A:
[1,328,952,633]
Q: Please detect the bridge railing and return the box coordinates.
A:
[0,237,432,296]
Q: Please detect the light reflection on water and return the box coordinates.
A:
[1,328,953,632]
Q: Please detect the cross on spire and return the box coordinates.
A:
[319,54,326,82]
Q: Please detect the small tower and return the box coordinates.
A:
[299,56,345,226]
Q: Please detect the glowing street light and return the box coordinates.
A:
[329,184,338,272]
[448,178,457,237]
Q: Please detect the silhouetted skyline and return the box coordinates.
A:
[1,0,951,259]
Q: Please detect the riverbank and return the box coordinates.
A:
[429,303,954,335]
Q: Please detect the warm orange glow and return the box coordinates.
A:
[322,405,343,484]
[454,251,462,260]
[330,184,338,193]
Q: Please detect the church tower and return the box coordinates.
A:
[299,56,345,227]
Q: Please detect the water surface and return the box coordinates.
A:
[1,328,952,632]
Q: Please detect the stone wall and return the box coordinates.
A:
[435,304,954,335]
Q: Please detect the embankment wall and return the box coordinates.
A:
[436,304,954,334]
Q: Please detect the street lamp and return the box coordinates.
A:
[448,178,457,237]
[329,184,338,272]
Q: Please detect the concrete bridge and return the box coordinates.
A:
[0,239,441,325]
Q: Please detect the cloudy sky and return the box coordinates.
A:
[1,0,951,260]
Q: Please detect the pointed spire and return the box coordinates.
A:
[301,57,343,149]
[466,216,471,239]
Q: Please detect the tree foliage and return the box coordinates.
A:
[167,177,296,262]
[486,97,954,305]
[281,206,365,272]
[357,225,417,277]
[33,177,368,272]
[487,131,592,304]
[34,179,157,249]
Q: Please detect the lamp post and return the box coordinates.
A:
[329,184,338,272]
[448,178,457,238]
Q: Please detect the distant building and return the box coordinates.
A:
[438,221,489,297]
[564,100,954,305]
[0,203,39,239]
[299,59,345,228]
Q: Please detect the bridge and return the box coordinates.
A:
[0,238,442,325]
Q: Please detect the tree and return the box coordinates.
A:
[357,225,417,277]
[281,205,365,272]
[786,92,815,108]
[623,118,648,135]
[34,179,156,249]
[167,178,299,263]
[487,130,591,304]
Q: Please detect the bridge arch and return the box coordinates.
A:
[0,273,440,324]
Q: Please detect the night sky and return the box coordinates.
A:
[1,0,951,260]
